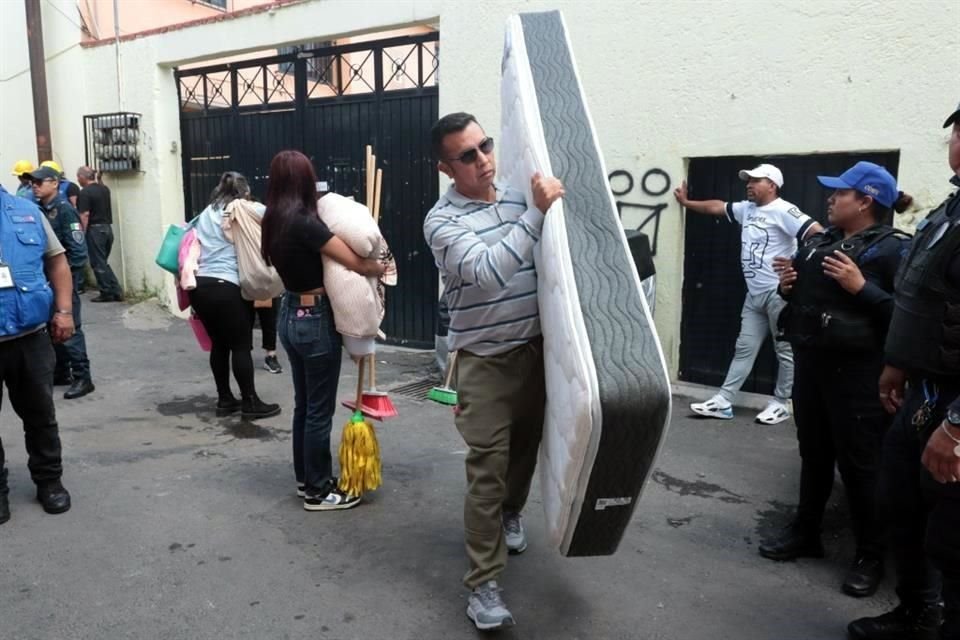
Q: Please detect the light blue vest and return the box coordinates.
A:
[0,188,54,337]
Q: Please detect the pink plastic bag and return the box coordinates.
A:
[189,313,212,352]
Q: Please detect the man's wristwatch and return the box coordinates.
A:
[944,410,960,458]
[947,409,960,429]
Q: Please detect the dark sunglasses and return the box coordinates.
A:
[31,178,55,186]
[447,137,494,165]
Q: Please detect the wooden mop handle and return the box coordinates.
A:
[443,351,458,388]
[355,356,366,407]
[365,146,374,207]
[369,353,376,388]
[373,168,383,223]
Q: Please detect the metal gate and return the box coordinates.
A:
[175,33,440,347]
[679,151,901,394]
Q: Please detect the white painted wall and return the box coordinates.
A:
[1,0,957,376]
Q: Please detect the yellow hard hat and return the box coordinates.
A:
[11,160,35,176]
[40,160,64,176]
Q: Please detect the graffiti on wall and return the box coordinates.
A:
[608,168,671,256]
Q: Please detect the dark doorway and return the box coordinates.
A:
[175,34,440,347]
[679,151,901,393]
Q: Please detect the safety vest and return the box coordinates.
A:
[0,189,54,337]
[58,180,70,201]
[780,224,901,352]
[886,189,960,376]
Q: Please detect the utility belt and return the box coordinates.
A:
[779,303,881,352]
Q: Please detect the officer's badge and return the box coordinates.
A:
[72,230,84,244]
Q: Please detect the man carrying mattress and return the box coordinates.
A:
[674,164,823,424]
[424,112,564,631]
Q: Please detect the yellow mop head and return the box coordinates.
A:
[337,410,382,497]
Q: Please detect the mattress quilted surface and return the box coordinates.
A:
[499,11,672,557]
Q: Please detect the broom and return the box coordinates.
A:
[428,350,459,406]
[338,356,382,497]
[342,159,398,419]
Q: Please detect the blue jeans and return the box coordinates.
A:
[278,293,342,494]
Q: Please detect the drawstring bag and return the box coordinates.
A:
[222,200,284,301]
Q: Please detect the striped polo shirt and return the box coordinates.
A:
[424,182,545,356]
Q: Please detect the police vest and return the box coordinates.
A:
[780,224,899,352]
[885,190,960,376]
[0,193,55,337]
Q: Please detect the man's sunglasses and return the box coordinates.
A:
[31,178,55,186]
[447,137,494,165]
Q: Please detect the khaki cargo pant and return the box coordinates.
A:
[454,337,546,589]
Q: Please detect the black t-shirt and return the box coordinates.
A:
[77,183,113,224]
[266,209,333,292]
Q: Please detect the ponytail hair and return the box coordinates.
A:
[893,191,914,214]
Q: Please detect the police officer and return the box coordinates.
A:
[29,166,95,399]
[848,103,960,640]
[0,184,76,525]
[39,160,79,208]
[761,162,912,598]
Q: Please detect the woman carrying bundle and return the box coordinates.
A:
[260,151,383,511]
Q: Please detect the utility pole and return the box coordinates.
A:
[24,0,52,162]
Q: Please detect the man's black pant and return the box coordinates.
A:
[86,224,123,298]
[880,382,960,639]
[0,329,63,483]
[53,269,91,381]
[793,348,891,558]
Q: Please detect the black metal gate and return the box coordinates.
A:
[175,34,440,347]
[679,151,901,394]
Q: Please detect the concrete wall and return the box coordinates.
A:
[1,0,957,376]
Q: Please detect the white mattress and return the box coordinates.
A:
[499,11,672,557]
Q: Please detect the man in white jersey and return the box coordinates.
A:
[674,164,823,424]
[424,112,564,631]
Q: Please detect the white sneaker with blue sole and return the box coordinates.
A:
[690,394,734,420]
[467,581,515,630]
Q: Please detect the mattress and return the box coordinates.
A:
[499,11,672,557]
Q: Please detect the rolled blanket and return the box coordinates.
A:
[316,193,386,356]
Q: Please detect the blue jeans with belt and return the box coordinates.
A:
[278,293,342,495]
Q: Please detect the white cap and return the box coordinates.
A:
[738,163,783,188]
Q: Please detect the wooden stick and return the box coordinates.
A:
[365,146,374,207]
[368,353,376,390]
[373,168,383,223]
[355,356,366,407]
[442,351,458,389]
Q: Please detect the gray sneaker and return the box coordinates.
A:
[466,581,515,630]
[503,511,527,554]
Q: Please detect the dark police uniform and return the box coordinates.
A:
[39,193,92,386]
[773,224,909,578]
[0,185,69,523]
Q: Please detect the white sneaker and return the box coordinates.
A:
[756,400,791,425]
[690,394,734,420]
[466,581,515,630]
[503,512,527,554]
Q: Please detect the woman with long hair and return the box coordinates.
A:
[762,162,913,599]
[188,171,280,420]
[261,150,384,511]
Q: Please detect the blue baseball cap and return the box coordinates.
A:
[817,161,898,208]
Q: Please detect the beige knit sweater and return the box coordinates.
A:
[317,193,385,356]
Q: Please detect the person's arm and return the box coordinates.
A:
[77,191,91,231]
[321,235,383,277]
[425,173,564,291]
[44,252,75,343]
[673,181,726,216]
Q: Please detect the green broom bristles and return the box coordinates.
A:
[427,385,458,406]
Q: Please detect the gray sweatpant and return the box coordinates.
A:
[718,288,793,404]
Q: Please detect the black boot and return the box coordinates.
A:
[843,555,884,598]
[215,395,242,417]
[64,378,95,400]
[241,395,281,420]
[0,468,10,525]
[758,523,825,561]
[848,603,943,640]
[36,480,71,515]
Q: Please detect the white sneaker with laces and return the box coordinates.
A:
[756,400,791,425]
[690,394,734,420]
[503,512,527,554]
[466,580,515,630]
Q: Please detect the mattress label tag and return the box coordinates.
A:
[595,497,632,511]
